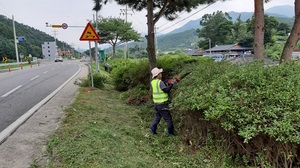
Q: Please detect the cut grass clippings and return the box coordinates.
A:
[46,84,224,168]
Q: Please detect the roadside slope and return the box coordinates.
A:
[45,79,213,167]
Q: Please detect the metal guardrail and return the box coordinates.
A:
[0,62,29,67]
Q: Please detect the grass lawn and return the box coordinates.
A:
[44,83,228,168]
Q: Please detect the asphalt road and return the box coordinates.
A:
[0,61,89,168]
[0,61,80,133]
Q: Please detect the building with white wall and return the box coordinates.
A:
[42,42,58,60]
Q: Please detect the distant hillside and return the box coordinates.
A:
[167,5,294,35]
[125,29,199,52]
[0,15,74,60]
[157,29,199,51]
[265,5,294,18]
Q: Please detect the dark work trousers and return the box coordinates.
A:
[151,103,174,135]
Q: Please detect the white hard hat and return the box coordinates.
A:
[151,67,163,79]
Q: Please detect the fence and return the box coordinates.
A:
[0,61,40,73]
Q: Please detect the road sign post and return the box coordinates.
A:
[79,22,100,88]
[19,53,24,70]
[29,54,32,67]
[19,53,24,62]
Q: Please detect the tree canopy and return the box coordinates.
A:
[102,0,217,69]
[197,12,289,51]
[95,17,141,58]
[197,11,234,48]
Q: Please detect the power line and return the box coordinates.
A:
[157,2,216,34]
[0,2,28,26]
[131,12,148,31]
[0,2,12,17]
[120,5,134,58]
[156,10,187,30]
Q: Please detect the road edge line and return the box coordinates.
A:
[0,64,82,145]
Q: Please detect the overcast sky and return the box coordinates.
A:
[0,0,295,50]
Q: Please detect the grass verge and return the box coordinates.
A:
[45,84,228,168]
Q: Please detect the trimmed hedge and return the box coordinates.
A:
[172,61,300,167]
[109,55,202,92]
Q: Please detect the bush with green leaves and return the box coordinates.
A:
[110,58,150,91]
[172,61,300,167]
[79,73,107,89]
[157,53,199,79]
[110,54,201,92]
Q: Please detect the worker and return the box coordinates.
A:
[150,67,175,135]
[104,63,110,72]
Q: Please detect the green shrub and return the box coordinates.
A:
[110,59,149,91]
[204,62,300,144]
[172,60,234,111]
[172,61,300,167]
[79,73,107,89]
[120,85,151,105]
[157,53,199,79]
[93,73,107,89]
[109,55,201,92]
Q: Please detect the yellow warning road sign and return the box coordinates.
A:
[2,56,7,62]
[79,22,100,41]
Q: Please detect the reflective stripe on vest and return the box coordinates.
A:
[151,79,168,103]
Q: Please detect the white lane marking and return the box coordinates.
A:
[44,71,48,74]
[30,75,39,81]
[0,64,82,144]
[1,85,23,98]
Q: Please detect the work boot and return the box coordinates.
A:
[168,127,175,135]
[151,126,157,135]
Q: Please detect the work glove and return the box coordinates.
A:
[174,76,180,83]
[168,77,180,85]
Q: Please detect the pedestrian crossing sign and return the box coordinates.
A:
[79,22,100,41]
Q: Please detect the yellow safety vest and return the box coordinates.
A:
[151,79,168,103]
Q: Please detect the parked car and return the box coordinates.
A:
[54,57,63,62]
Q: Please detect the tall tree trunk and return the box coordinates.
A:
[112,44,116,59]
[146,0,157,70]
[254,0,264,60]
[280,0,300,64]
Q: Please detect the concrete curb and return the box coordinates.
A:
[0,64,82,144]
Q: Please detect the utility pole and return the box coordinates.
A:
[94,14,99,73]
[120,5,133,59]
[12,15,19,63]
[71,43,75,58]
[62,43,65,57]
[52,30,59,56]
[52,30,58,44]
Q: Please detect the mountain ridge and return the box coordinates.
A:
[165,5,294,35]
